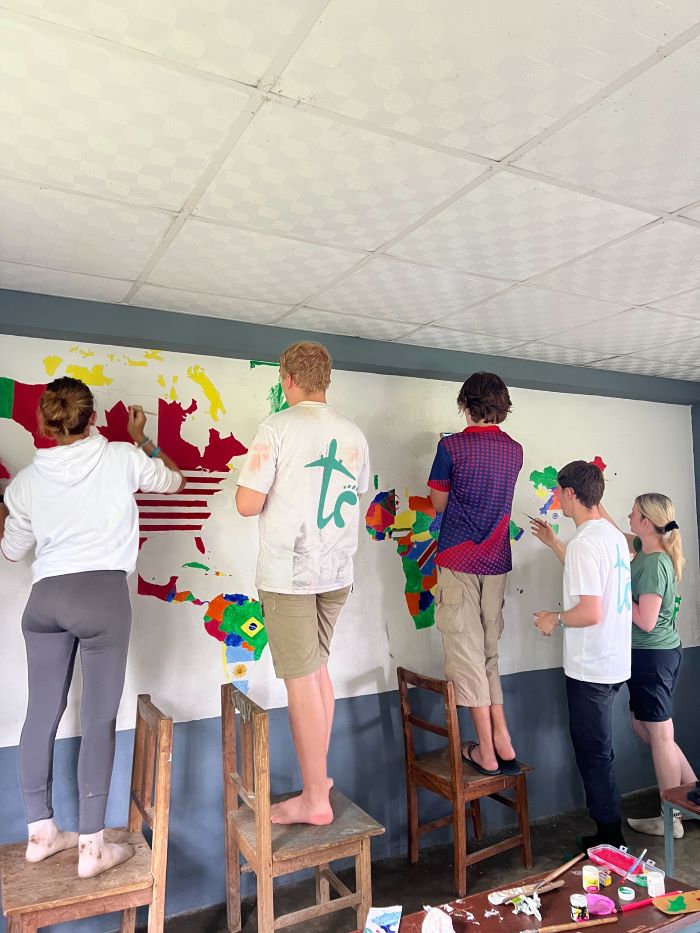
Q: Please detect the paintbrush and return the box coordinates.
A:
[535,917,618,933]
[623,846,647,882]
[533,852,586,892]
[620,890,682,913]
[489,852,584,904]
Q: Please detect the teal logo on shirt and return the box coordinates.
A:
[305,438,358,529]
[615,544,632,613]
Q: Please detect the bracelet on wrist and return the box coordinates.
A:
[136,436,151,449]
[558,611,567,629]
[149,446,161,459]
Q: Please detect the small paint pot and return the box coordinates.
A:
[618,886,636,902]
[570,894,589,922]
[450,910,472,932]
[598,868,612,887]
[583,865,600,892]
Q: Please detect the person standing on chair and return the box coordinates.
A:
[236,342,369,826]
[0,377,183,877]
[531,460,632,848]
[428,372,523,777]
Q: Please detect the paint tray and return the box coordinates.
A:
[587,844,662,886]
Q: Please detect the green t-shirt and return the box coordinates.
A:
[631,537,681,650]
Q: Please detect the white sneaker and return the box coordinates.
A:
[627,812,684,839]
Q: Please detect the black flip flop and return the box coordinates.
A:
[462,742,501,776]
[496,754,521,775]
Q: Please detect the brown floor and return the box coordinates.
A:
[166,788,700,933]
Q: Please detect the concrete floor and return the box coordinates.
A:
[167,789,699,933]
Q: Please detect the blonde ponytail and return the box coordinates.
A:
[635,493,686,582]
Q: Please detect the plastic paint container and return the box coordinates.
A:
[646,871,666,897]
[618,886,636,902]
[582,865,600,892]
[598,868,612,887]
[570,894,589,922]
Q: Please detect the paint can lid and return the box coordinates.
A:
[570,894,587,906]
[618,886,636,901]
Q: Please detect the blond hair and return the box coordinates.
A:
[636,493,685,582]
[40,376,94,439]
[279,341,331,393]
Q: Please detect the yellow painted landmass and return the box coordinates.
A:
[43,355,63,376]
[187,364,225,421]
[69,346,94,358]
[144,350,164,361]
[157,374,179,400]
[65,364,113,386]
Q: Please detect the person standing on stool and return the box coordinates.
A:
[532,460,632,848]
[428,372,523,777]
[0,377,183,877]
[236,342,369,825]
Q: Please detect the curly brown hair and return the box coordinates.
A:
[39,376,94,438]
[457,372,512,424]
[279,341,332,393]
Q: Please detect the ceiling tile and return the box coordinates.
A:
[195,101,485,248]
[680,204,700,221]
[588,354,700,381]
[396,326,520,354]
[546,306,700,355]
[2,0,317,85]
[275,0,698,159]
[515,38,700,211]
[308,256,507,323]
[0,18,253,209]
[497,341,614,366]
[148,219,360,304]
[0,178,171,278]
[434,285,624,342]
[134,285,289,323]
[648,287,700,319]
[0,262,131,301]
[282,306,417,340]
[632,334,700,369]
[386,172,651,279]
[535,221,700,304]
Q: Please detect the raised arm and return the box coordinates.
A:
[529,516,566,566]
[128,405,185,492]
[598,503,635,558]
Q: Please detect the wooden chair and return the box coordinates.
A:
[398,667,533,897]
[222,683,384,933]
[0,695,173,933]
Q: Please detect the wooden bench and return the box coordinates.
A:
[222,683,384,933]
[0,695,173,933]
[398,667,533,897]
[661,782,700,876]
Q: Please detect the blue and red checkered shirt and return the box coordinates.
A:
[428,426,523,575]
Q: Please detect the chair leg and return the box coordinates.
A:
[356,837,372,932]
[407,776,420,864]
[315,863,330,905]
[470,798,483,840]
[257,870,275,933]
[120,907,137,933]
[453,795,468,898]
[516,774,533,869]
[224,822,242,933]
[662,801,675,877]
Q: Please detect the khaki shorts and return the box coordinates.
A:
[434,567,507,707]
[258,586,351,680]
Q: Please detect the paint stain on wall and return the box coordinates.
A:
[187,364,226,421]
[64,364,113,386]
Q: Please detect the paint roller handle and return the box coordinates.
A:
[620,890,682,913]
[537,915,619,933]
[535,851,586,890]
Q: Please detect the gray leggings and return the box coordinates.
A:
[19,571,131,835]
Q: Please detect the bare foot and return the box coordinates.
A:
[78,831,134,879]
[462,742,498,773]
[26,819,79,863]
[493,733,516,762]
[270,793,333,826]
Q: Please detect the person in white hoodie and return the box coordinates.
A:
[0,376,183,878]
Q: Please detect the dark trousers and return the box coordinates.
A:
[566,676,624,825]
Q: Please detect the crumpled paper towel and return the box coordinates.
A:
[421,907,454,932]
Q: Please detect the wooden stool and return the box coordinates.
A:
[221,684,384,933]
[398,667,533,897]
[661,782,700,876]
[0,695,173,933]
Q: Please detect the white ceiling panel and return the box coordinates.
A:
[434,285,625,342]
[496,341,615,366]
[535,221,700,304]
[133,285,289,324]
[308,256,508,323]
[148,219,360,304]
[0,18,253,210]
[0,262,131,302]
[546,306,700,355]
[648,287,700,320]
[0,178,171,278]
[397,325,520,354]
[386,172,652,279]
[275,0,699,159]
[514,39,700,211]
[588,354,700,381]
[194,101,485,248]
[680,204,700,221]
[2,0,318,85]
[281,306,417,340]
[632,334,700,369]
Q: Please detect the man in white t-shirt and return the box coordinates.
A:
[236,342,369,826]
[531,460,632,848]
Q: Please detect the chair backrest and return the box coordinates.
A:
[126,695,173,903]
[397,667,462,788]
[221,683,272,870]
